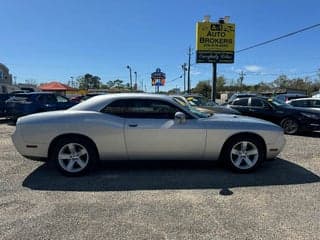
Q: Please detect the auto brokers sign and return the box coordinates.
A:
[196,22,235,63]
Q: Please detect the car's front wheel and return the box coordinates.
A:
[51,137,97,176]
[223,136,264,173]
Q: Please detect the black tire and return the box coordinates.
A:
[222,135,265,173]
[50,137,98,176]
[281,118,299,135]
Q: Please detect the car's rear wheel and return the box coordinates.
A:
[223,135,264,173]
[51,137,97,176]
[281,118,299,135]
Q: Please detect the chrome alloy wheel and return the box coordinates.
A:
[230,141,259,170]
[58,143,89,173]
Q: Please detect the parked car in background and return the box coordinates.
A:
[0,93,12,117]
[6,92,76,121]
[312,92,320,98]
[184,95,241,115]
[12,93,285,176]
[273,93,307,103]
[171,95,213,117]
[226,93,257,104]
[287,98,320,109]
[228,96,320,134]
[69,95,85,104]
[70,93,106,104]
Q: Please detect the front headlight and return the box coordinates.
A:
[301,112,320,120]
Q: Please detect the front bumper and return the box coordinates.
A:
[266,133,286,159]
[299,120,320,131]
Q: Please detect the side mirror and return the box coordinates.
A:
[174,112,186,124]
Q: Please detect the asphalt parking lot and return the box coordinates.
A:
[0,122,319,240]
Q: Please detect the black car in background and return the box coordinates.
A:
[227,96,320,134]
[0,93,12,117]
[5,92,76,120]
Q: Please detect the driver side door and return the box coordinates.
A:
[109,98,206,160]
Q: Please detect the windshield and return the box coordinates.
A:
[172,97,211,118]
[271,99,292,107]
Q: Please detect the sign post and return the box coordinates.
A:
[196,17,235,101]
[151,68,166,93]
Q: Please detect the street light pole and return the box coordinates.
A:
[126,65,132,90]
[134,71,137,90]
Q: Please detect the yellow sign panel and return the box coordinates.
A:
[196,22,235,51]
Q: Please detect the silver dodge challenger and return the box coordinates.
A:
[12,93,285,176]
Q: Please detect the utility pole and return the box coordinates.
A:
[239,71,246,91]
[187,47,192,94]
[211,63,217,101]
[181,63,187,93]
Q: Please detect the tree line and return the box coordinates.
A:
[191,74,320,98]
[75,73,320,97]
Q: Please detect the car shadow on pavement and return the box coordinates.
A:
[296,131,320,138]
[0,118,16,125]
[22,158,320,192]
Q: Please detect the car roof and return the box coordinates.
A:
[276,93,306,96]
[287,98,318,102]
[233,96,268,101]
[69,93,186,112]
[15,92,54,95]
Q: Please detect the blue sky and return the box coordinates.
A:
[1,0,320,92]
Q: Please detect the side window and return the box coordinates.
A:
[311,100,320,107]
[56,95,68,103]
[101,99,130,118]
[37,95,48,104]
[292,100,307,107]
[46,95,57,104]
[250,98,264,107]
[102,99,185,119]
[232,98,248,106]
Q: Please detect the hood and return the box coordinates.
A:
[202,113,281,129]
[293,107,320,114]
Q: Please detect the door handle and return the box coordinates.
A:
[128,124,138,127]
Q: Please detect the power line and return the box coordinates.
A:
[167,75,183,83]
[236,23,320,53]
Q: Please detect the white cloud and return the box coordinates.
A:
[244,65,263,73]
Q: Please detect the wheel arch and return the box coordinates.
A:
[219,132,267,160]
[48,133,100,160]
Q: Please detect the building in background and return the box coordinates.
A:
[39,81,77,96]
[0,63,13,85]
[0,63,20,93]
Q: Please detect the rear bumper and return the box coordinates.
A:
[11,127,48,159]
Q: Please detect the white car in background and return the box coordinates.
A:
[287,98,320,109]
[312,93,320,98]
[12,93,285,176]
